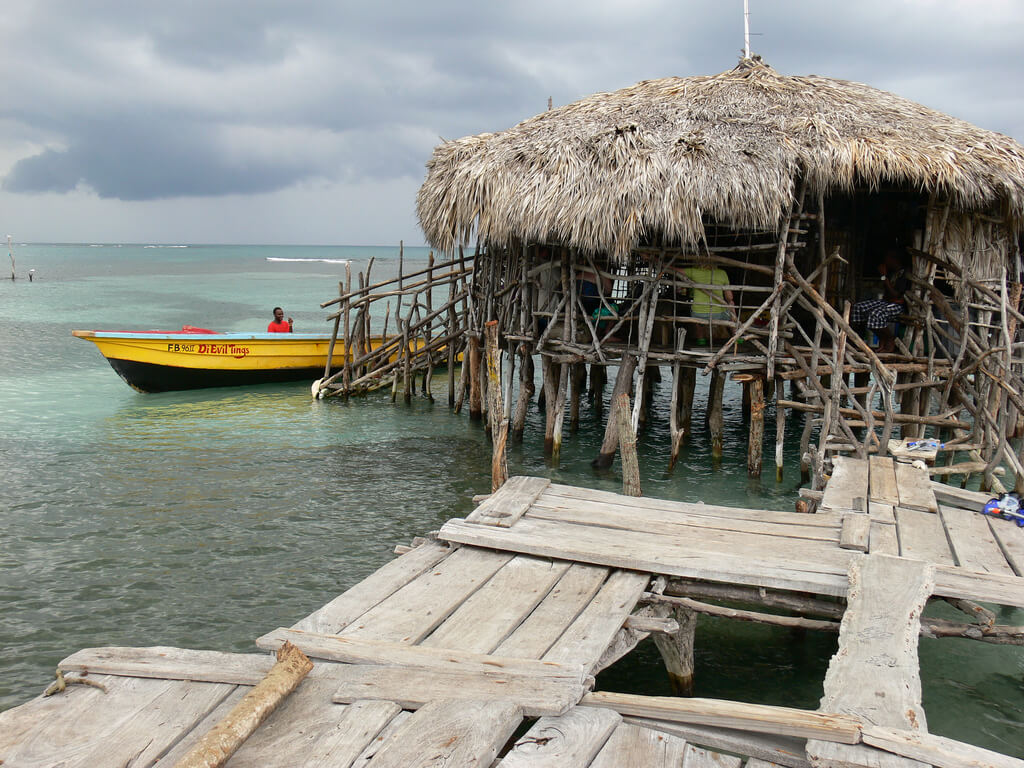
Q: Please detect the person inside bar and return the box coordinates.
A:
[851,247,909,353]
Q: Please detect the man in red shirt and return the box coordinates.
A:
[268,307,293,333]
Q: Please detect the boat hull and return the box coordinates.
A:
[104,358,331,393]
[73,331,355,393]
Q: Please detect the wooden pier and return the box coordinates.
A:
[2,464,1022,767]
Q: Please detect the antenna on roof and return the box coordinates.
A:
[743,0,752,59]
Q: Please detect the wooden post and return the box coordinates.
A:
[550,361,570,465]
[320,280,344,396]
[591,364,608,416]
[708,368,725,460]
[468,334,482,420]
[775,377,786,482]
[484,321,504,437]
[749,375,764,477]
[510,347,532,443]
[492,419,509,492]
[541,354,561,456]
[391,242,404,401]
[342,263,352,394]
[592,355,637,469]
[615,392,642,496]
[651,607,697,697]
[570,362,586,433]
[800,411,815,484]
[486,317,510,490]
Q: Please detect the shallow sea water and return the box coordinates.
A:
[0,244,1020,757]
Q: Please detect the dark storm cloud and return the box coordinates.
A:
[3,1,1024,202]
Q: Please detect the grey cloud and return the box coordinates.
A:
[4,0,1024,205]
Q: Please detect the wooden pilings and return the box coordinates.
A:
[651,607,697,696]
[485,321,508,491]
[468,335,482,421]
[615,392,642,497]
[593,356,637,469]
[708,369,725,460]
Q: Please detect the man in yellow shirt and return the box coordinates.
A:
[677,263,735,345]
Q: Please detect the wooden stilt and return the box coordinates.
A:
[615,392,642,496]
[510,348,532,443]
[708,369,725,460]
[799,412,815,485]
[749,375,764,477]
[570,363,586,433]
[550,361,570,465]
[591,365,607,415]
[468,334,482,421]
[775,377,786,482]
[593,356,637,469]
[542,355,561,456]
[651,607,697,697]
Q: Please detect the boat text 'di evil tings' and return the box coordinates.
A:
[167,342,252,358]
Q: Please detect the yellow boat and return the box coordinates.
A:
[72,328,363,393]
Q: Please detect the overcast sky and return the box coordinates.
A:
[2,0,1022,246]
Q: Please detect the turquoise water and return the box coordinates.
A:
[0,244,1020,757]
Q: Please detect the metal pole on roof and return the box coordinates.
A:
[743,0,751,59]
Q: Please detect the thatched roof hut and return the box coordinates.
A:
[417,57,1024,263]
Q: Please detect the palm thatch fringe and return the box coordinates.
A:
[418,57,1024,262]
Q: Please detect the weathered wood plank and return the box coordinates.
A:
[869,521,900,556]
[938,504,1016,575]
[895,506,955,565]
[589,721,688,768]
[338,545,514,644]
[256,628,588,684]
[439,517,850,597]
[421,555,571,652]
[869,501,896,524]
[869,456,900,506]
[350,710,411,768]
[895,462,938,513]
[839,514,871,552]
[544,483,843,528]
[808,740,926,768]
[544,569,650,670]
[293,540,451,633]
[157,687,248,766]
[0,675,234,768]
[224,690,401,768]
[467,475,551,527]
[526,502,847,564]
[60,646,274,685]
[498,706,621,767]
[808,554,934,768]
[932,566,1024,608]
[817,554,933,729]
[987,516,1024,576]
[681,742,744,768]
[367,699,521,768]
[625,719,809,768]
[330,664,587,717]
[746,759,795,768]
[820,457,869,513]
[862,725,1024,768]
[493,563,609,659]
[929,482,990,511]
[580,691,862,744]
[530,497,841,543]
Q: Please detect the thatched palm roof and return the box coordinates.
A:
[417,57,1024,260]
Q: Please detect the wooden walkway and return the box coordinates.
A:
[2,468,1022,767]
